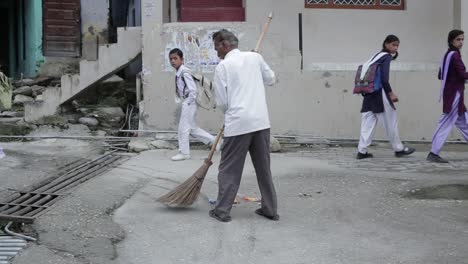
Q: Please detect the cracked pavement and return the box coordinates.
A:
[4,143,468,264]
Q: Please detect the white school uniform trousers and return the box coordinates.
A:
[358,91,404,154]
[175,65,214,155]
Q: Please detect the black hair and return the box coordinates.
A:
[212,29,239,47]
[382,34,400,60]
[169,48,183,58]
[448,29,464,50]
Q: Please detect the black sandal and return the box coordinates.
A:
[209,210,231,222]
[255,208,279,221]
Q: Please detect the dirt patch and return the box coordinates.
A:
[404,184,468,200]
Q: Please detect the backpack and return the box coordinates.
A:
[353,52,388,94]
[179,70,216,110]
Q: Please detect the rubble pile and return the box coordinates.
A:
[0,76,58,136]
[65,75,137,134]
[11,76,55,106]
[0,74,137,138]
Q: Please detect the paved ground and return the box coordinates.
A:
[298,143,468,174]
[6,142,468,264]
[0,139,101,201]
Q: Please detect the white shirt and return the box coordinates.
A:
[214,49,276,137]
[175,65,197,104]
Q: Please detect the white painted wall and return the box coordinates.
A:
[141,0,464,141]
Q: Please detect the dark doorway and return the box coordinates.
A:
[109,0,131,43]
[0,7,10,75]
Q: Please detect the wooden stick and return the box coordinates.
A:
[207,126,224,161]
[254,12,273,52]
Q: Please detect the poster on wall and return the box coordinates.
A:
[164,30,220,73]
[143,0,156,18]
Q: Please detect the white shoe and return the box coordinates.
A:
[0,149,5,160]
[171,153,190,161]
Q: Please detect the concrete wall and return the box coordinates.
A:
[141,0,465,141]
[81,0,110,60]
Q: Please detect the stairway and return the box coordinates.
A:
[25,27,142,122]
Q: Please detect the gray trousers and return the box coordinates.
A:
[213,128,277,218]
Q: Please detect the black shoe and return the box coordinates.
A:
[395,146,415,157]
[356,152,373,160]
[426,152,449,163]
[255,208,279,221]
[209,209,231,222]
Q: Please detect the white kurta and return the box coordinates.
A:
[175,65,214,155]
[213,49,276,137]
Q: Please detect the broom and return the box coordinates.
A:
[157,12,273,207]
[157,126,224,207]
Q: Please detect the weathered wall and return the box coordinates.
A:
[81,0,110,60]
[141,0,464,141]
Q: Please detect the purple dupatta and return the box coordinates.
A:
[439,51,456,102]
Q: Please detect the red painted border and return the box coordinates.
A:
[305,0,405,10]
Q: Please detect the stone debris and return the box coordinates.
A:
[13,85,34,96]
[150,140,176,150]
[270,136,282,152]
[79,107,125,129]
[128,138,152,153]
[31,85,46,96]
[13,94,34,105]
[0,111,23,118]
[13,78,35,86]
[79,117,99,127]
[12,76,53,87]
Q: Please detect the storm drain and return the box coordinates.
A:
[0,152,129,223]
[0,236,27,264]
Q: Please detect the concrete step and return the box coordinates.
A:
[65,27,141,103]
[24,86,61,122]
[60,74,80,104]
[25,27,142,122]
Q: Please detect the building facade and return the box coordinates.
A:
[140,0,468,141]
[0,0,141,78]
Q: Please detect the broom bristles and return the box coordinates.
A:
[157,159,213,207]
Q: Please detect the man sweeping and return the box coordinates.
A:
[209,29,279,222]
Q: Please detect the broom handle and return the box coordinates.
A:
[207,126,224,161]
[254,12,273,52]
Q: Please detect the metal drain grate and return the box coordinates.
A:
[0,152,129,223]
[0,236,27,264]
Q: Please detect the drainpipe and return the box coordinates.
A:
[4,222,36,242]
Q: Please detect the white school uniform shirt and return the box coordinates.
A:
[213,49,276,137]
[175,64,197,105]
